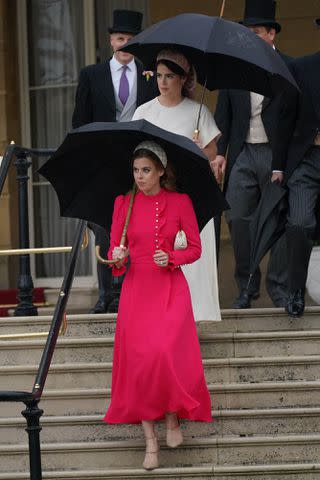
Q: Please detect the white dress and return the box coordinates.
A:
[133,97,222,321]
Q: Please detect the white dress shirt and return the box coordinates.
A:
[246,44,276,145]
[109,56,137,98]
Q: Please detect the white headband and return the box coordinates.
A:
[134,140,167,167]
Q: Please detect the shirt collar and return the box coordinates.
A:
[110,55,135,72]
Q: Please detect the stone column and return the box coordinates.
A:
[0,0,20,290]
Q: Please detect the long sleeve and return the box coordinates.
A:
[108,195,128,276]
[167,194,201,269]
[72,68,93,128]
[214,89,232,157]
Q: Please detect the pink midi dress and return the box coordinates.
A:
[103,188,212,424]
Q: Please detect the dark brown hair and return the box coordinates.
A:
[132,148,176,191]
[156,58,195,99]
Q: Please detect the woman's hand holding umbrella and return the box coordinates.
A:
[112,246,129,269]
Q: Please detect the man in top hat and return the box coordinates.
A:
[284,18,320,317]
[72,10,157,313]
[214,0,297,309]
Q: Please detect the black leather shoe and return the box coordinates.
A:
[232,290,252,309]
[285,289,305,317]
[89,295,113,314]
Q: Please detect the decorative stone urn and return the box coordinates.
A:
[306,246,320,304]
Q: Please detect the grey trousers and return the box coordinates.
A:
[286,146,320,291]
[225,143,288,303]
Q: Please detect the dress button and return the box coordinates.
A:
[155,226,158,229]
[156,219,158,222]
[155,233,158,236]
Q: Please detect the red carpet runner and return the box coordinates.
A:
[0,288,45,316]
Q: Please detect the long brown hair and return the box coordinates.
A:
[132,148,176,191]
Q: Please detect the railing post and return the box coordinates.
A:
[14,149,37,316]
[22,399,43,480]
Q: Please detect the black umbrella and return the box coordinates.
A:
[38,119,228,232]
[246,181,288,291]
[122,13,298,96]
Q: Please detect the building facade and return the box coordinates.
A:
[0,0,319,290]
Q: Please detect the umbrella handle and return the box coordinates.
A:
[96,185,137,265]
[119,183,137,247]
[220,0,226,17]
[194,75,208,138]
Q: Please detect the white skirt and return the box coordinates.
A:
[182,219,221,321]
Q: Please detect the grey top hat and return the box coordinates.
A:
[240,0,281,34]
[108,9,143,35]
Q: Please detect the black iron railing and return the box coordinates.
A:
[0,144,87,479]
[0,145,57,316]
[0,219,86,479]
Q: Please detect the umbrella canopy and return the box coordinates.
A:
[246,181,288,289]
[38,119,228,232]
[122,13,298,96]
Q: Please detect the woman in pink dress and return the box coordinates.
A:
[103,140,212,470]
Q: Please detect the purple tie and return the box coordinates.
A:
[118,65,129,105]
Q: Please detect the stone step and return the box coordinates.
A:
[1,434,320,471]
[0,463,319,480]
[2,307,320,338]
[215,307,320,333]
[2,354,320,390]
[2,329,320,365]
[2,406,320,444]
[0,313,117,338]
[2,379,320,418]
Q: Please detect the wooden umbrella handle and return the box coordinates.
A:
[119,184,136,247]
[220,0,226,17]
[96,185,137,265]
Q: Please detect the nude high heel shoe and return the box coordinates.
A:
[142,436,159,470]
[166,413,183,448]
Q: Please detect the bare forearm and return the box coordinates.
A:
[203,139,217,164]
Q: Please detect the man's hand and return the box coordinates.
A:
[271,172,284,183]
[211,155,227,185]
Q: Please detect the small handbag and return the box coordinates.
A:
[174,230,188,250]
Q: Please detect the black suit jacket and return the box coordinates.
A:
[214,51,297,187]
[285,52,320,182]
[72,59,158,128]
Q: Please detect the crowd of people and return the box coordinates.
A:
[70,1,320,470]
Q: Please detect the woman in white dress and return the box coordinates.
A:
[133,49,221,321]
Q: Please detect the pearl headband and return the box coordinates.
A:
[134,140,167,167]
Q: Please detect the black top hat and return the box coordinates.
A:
[240,0,281,34]
[315,18,320,28]
[108,9,143,35]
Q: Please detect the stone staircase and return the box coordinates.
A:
[1,307,320,479]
